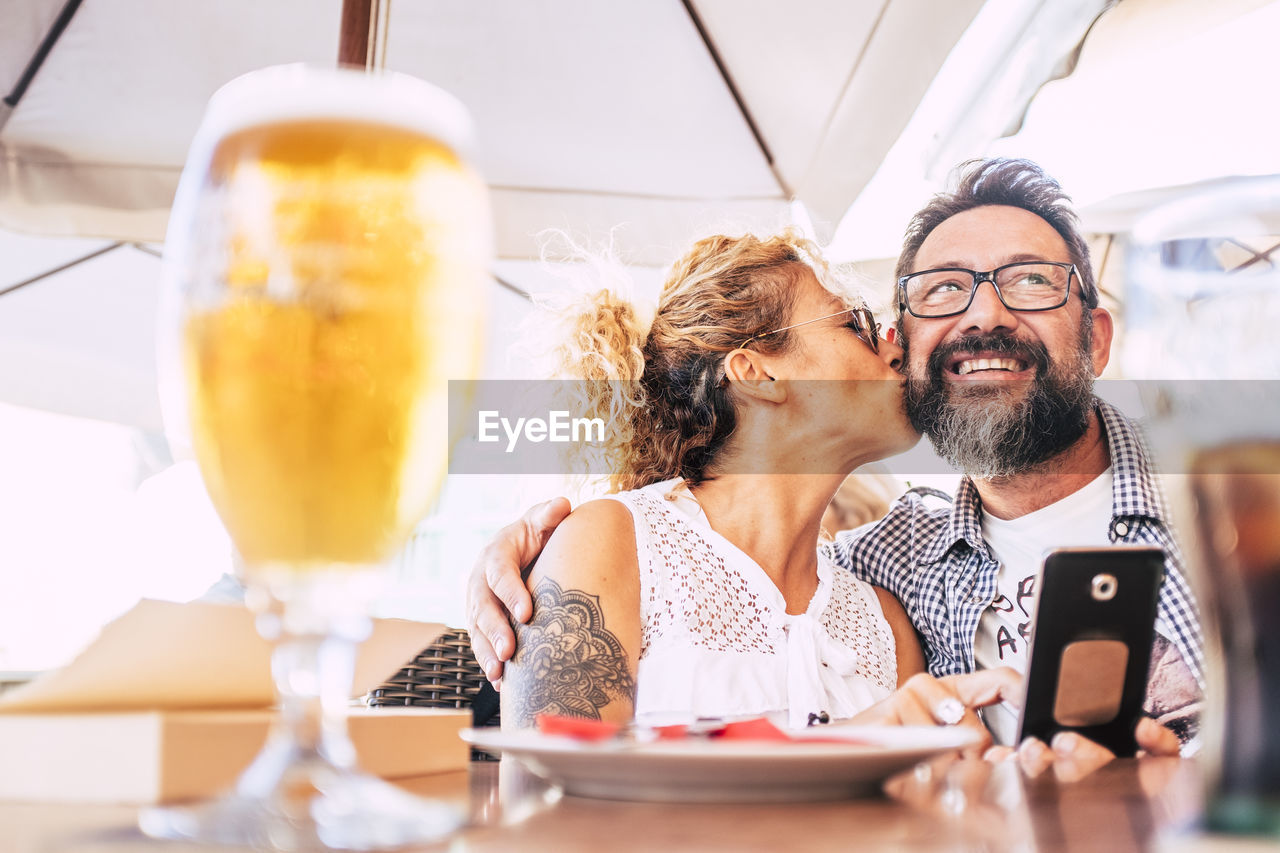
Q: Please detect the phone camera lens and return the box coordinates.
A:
[1092,573,1119,601]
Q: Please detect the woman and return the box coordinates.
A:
[502,231,1014,737]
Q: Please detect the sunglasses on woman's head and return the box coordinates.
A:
[741,306,880,353]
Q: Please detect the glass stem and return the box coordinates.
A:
[235,571,380,795]
[272,631,359,769]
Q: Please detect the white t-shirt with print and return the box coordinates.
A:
[974,468,1114,745]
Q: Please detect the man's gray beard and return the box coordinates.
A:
[903,334,1096,479]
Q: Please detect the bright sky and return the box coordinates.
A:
[828,0,1280,264]
[0,404,230,670]
[0,399,562,671]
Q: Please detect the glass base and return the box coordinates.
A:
[139,757,463,851]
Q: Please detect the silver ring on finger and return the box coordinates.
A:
[933,697,965,726]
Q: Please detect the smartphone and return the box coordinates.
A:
[1016,546,1164,757]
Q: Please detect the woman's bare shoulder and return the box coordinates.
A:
[549,498,636,547]
[531,497,639,588]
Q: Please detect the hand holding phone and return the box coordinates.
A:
[1016,546,1164,757]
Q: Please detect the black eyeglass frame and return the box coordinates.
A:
[896,261,1079,319]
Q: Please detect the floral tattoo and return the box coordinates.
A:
[507,577,636,726]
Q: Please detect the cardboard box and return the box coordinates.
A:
[0,600,466,803]
[0,706,468,804]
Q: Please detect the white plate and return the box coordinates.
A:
[461,725,980,803]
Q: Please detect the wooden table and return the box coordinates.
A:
[0,757,1254,852]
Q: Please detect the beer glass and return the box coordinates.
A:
[1125,176,1280,836]
[143,65,489,849]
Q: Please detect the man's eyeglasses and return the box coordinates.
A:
[741,306,880,353]
[897,261,1078,319]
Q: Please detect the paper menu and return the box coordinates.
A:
[0,599,445,713]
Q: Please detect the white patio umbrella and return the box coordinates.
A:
[0,0,990,264]
[1,0,1004,431]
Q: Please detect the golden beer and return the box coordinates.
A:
[146,66,486,848]
[183,120,487,570]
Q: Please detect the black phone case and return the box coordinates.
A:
[1016,546,1164,757]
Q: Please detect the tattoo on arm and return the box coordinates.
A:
[506,577,636,727]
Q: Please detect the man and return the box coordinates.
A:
[467,159,1199,759]
[836,159,1202,748]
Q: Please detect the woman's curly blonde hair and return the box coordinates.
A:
[552,228,842,493]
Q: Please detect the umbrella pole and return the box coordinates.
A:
[338,0,391,70]
[0,242,123,300]
[1,0,85,134]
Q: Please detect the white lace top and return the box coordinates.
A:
[605,479,897,730]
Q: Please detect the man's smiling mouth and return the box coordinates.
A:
[953,357,1028,376]
[926,335,1046,384]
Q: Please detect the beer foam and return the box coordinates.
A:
[195,64,474,158]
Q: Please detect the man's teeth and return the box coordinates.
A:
[956,358,1024,376]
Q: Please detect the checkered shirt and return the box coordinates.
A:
[826,398,1206,688]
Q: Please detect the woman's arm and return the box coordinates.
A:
[500,499,641,729]
[872,585,925,687]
